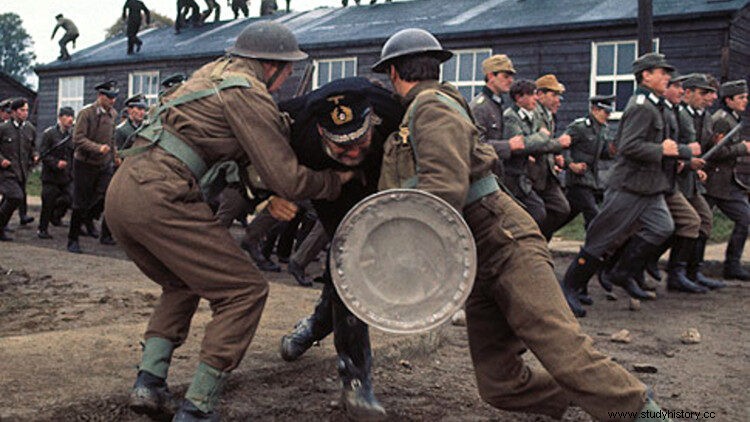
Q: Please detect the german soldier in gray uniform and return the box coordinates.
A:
[201,0,221,22]
[0,98,36,241]
[469,54,525,183]
[0,99,10,123]
[115,94,148,151]
[502,79,569,225]
[51,14,79,61]
[38,107,76,239]
[560,53,685,317]
[560,95,615,229]
[175,0,201,33]
[671,74,725,290]
[531,74,571,239]
[372,28,671,422]
[122,0,151,55]
[708,79,750,280]
[67,81,120,253]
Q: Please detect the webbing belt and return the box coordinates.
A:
[118,75,251,179]
[402,89,500,206]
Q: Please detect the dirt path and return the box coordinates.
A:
[1,233,748,421]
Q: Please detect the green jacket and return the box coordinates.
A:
[564,115,612,190]
[501,104,558,195]
[115,118,141,151]
[0,119,36,183]
[529,103,563,191]
[706,108,749,198]
[676,104,712,198]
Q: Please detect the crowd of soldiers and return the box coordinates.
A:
[3,12,749,422]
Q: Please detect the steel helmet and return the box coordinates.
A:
[372,28,452,73]
[226,21,308,62]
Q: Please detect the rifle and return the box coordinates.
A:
[39,133,72,160]
[702,122,744,162]
[294,62,315,97]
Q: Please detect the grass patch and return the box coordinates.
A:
[26,168,42,197]
[555,210,736,244]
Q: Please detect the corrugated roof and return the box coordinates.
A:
[36,0,748,72]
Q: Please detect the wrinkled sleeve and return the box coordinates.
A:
[223,87,342,201]
[73,110,104,156]
[412,96,472,212]
[40,130,58,169]
[617,105,663,163]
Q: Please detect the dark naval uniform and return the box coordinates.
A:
[707,80,750,279]
[115,118,141,151]
[278,77,403,420]
[38,121,75,233]
[563,112,613,227]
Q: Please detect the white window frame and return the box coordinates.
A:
[128,71,160,106]
[590,39,659,119]
[57,76,85,114]
[440,48,492,101]
[312,57,357,89]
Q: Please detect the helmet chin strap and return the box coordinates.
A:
[265,63,287,90]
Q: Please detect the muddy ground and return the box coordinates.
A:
[0,220,748,421]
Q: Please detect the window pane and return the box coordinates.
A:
[596,81,613,96]
[317,62,329,86]
[442,56,457,81]
[597,44,614,76]
[615,81,635,111]
[475,51,490,80]
[458,86,473,101]
[344,59,355,77]
[459,53,473,81]
[616,42,635,75]
[331,60,343,81]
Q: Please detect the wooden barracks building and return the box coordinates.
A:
[34,0,749,137]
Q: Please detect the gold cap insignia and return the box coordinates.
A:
[327,95,353,126]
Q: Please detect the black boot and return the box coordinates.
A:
[634,270,659,292]
[688,235,725,289]
[0,228,12,241]
[67,239,82,254]
[288,260,313,287]
[578,285,593,306]
[666,236,708,293]
[559,249,602,317]
[129,370,180,418]
[333,294,387,421]
[19,215,34,226]
[173,399,220,422]
[84,221,99,238]
[280,284,334,361]
[724,261,750,281]
[608,236,658,300]
[645,239,670,281]
[240,239,281,272]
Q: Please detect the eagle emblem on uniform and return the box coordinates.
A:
[328,95,354,126]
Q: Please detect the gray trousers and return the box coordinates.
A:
[705,189,750,265]
[290,219,329,269]
[583,189,674,259]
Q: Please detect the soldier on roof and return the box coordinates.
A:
[122,0,151,55]
[51,14,79,61]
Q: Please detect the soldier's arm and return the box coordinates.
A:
[411,95,472,212]
[502,112,527,156]
[224,87,342,202]
[142,2,152,24]
[471,103,512,160]
[617,105,663,163]
[122,2,128,20]
[40,129,59,168]
[73,109,106,155]
[51,23,61,38]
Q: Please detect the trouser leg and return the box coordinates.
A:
[713,191,750,266]
[39,182,61,231]
[106,165,270,372]
[215,185,250,228]
[538,181,571,240]
[290,219,329,268]
[464,191,647,420]
[0,180,23,230]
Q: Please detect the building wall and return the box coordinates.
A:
[35,13,740,139]
[728,5,749,138]
[0,76,38,125]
